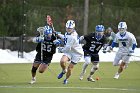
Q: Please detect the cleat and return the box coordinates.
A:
[79,76,83,80]
[87,77,95,82]
[63,79,68,84]
[79,71,86,80]
[57,72,65,79]
[29,79,36,84]
[114,73,120,79]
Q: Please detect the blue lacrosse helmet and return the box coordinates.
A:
[95,25,105,40]
[44,25,53,40]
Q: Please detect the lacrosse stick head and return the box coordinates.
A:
[37,27,45,36]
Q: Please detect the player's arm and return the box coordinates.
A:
[107,37,118,52]
[130,33,137,53]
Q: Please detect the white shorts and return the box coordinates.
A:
[113,52,130,66]
[64,52,83,64]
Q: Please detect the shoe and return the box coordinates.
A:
[114,73,120,79]
[79,71,86,80]
[63,79,68,84]
[29,78,36,84]
[57,72,65,79]
[87,77,95,82]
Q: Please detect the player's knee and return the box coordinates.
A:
[39,70,44,73]
[31,66,38,73]
[91,65,99,72]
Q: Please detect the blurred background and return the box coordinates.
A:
[0,0,140,58]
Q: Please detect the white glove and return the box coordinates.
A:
[58,47,64,53]
[106,46,113,52]
[129,48,134,54]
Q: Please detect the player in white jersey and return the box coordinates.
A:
[56,20,84,84]
[108,22,137,79]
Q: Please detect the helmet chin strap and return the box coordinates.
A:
[119,31,126,37]
[66,29,75,35]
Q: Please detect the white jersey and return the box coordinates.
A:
[62,31,84,55]
[114,31,137,53]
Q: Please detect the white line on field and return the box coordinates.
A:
[0,86,139,91]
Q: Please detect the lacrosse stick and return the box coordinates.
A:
[37,27,46,62]
[127,54,140,58]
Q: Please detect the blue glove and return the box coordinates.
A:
[53,39,63,46]
[33,37,44,43]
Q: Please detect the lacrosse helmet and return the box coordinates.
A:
[66,20,75,29]
[44,25,53,40]
[95,25,105,40]
[118,22,127,35]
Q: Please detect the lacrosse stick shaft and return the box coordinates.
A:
[37,27,45,62]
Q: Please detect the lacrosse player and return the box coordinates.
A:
[79,25,107,82]
[108,22,137,79]
[102,27,116,53]
[56,20,84,84]
[29,25,58,84]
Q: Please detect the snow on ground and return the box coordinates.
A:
[0,48,140,64]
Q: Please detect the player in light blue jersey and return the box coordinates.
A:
[108,22,137,79]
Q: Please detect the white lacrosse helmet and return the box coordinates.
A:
[118,22,127,29]
[66,20,75,29]
[118,22,127,35]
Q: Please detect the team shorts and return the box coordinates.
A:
[84,52,99,63]
[113,52,130,66]
[34,52,53,64]
[64,52,83,64]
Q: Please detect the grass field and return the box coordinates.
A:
[0,62,140,93]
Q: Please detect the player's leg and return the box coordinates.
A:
[87,62,99,82]
[114,55,130,79]
[57,55,70,79]
[39,63,49,73]
[63,53,82,84]
[30,62,40,84]
[79,56,91,80]
[63,62,76,84]
[87,54,99,82]
[38,56,52,73]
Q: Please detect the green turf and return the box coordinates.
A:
[0,62,140,93]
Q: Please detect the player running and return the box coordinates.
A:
[29,25,58,84]
[79,25,107,82]
[57,20,84,84]
[108,22,137,79]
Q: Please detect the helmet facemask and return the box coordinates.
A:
[65,20,75,34]
[119,28,126,35]
[118,22,127,36]
[95,31,104,40]
[95,25,105,40]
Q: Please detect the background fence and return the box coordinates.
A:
[0,0,140,56]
